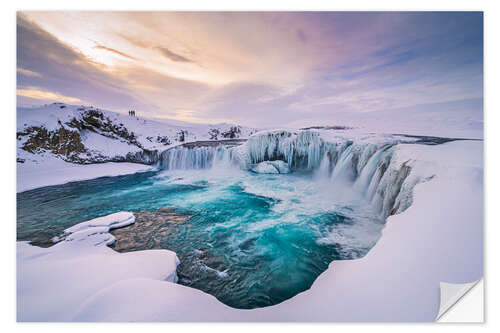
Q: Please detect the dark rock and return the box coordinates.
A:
[18,126,86,159]
[176,130,188,142]
[221,126,241,139]
[110,208,193,252]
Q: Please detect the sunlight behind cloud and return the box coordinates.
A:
[17,87,82,104]
[155,109,230,124]
[17,68,42,78]
[17,11,483,127]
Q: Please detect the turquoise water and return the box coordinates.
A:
[17,167,385,309]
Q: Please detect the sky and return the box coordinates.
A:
[16,11,483,127]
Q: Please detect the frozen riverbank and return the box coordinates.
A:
[17,155,154,193]
[16,139,483,321]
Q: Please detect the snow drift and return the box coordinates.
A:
[17,211,180,321]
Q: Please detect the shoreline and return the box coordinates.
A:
[17,158,154,193]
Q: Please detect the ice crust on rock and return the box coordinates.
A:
[64,211,136,234]
[51,211,136,246]
[251,160,290,174]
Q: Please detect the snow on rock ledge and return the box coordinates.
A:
[51,211,136,246]
[64,212,135,234]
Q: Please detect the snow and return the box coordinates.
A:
[63,212,136,234]
[17,212,180,322]
[80,129,142,157]
[251,161,280,174]
[17,154,153,192]
[285,99,483,140]
[17,103,257,152]
[16,140,483,321]
[17,102,259,192]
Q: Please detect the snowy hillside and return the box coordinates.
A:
[286,99,483,140]
[17,103,258,165]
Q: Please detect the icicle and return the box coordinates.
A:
[158,130,422,219]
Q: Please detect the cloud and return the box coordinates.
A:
[17,14,141,111]
[155,46,192,63]
[16,14,208,114]
[17,86,82,103]
[17,67,42,78]
[17,12,483,127]
[94,44,137,61]
[116,33,193,63]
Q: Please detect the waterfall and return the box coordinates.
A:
[330,144,356,184]
[160,146,234,170]
[159,130,428,218]
[354,145,392,193]
[246,130,325,169]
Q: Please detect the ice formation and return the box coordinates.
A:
[251,160,290,174]
[51,212,137,247]
[158,130,432,217]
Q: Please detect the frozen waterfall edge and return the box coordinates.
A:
[159,130,435,218]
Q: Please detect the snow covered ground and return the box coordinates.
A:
[286,99,484,140]
[17,212,180,321]
[17,154,153,192]
[17,139,483,321]
[17,103,257,152]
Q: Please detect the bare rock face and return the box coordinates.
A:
[17,126,86,159]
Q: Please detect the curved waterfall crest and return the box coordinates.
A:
[159,130,431,217]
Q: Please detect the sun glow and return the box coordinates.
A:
[17,87,82,104]
[20,12,233,86]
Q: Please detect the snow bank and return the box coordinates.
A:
[64,212,135,234]
[51,212,136,248]
[17,154,154,193]
[17,212,180,322]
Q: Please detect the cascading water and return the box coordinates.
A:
[160,145,235,170]
[158,130,423,218]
